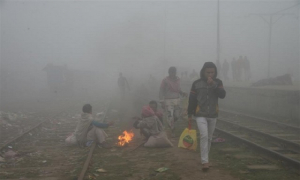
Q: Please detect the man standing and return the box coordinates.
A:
[118,73,130,100]
[222,59,229,81]
[244,56,251,81]
[159,67,186,137]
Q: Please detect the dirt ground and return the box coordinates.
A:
[153,141,240,180]
[84,96,240,180]
[87,126,239,180]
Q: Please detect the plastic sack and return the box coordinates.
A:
[178,121,197,151]
[144,132,173,148]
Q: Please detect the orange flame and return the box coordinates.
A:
[117,130,134,146]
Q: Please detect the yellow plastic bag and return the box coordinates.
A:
[178,121,197,151]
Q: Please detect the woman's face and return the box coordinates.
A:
[204,68,215,78]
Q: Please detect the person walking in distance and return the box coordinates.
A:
[159,67,186,137]
[118,72,130,100]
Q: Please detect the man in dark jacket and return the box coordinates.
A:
[187,62,226,171]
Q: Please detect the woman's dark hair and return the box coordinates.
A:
[149,100,157,106]
[82,104,92,113]
[168,66,176,74]
[200,62,218,79]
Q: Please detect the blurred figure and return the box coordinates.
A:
[231,58,237,81]
[148,74,158,98]
[237,56,244,81]
[118,73,130,100]
[159,67,186,137]
[43,63,65,94]
[133,83,149,113]
[190,69,198,81]
[222,59,229,81]
[244,56,251,81]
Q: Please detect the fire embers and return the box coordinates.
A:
[117,130,134,147]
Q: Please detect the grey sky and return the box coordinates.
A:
[0,0,299,95]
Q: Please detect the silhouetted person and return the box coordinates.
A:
[118,73,130,100]
[237,56,243,81]
[231,58,237,81]
[190,69,198,80]
[222,59,229,81]
[244,56,251,81]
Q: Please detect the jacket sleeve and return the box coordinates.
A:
[215,80,226,99]
[91,120,109,128]
[187,81,197,117]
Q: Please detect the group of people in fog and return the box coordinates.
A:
[216,56,251,82]
[66,61,226,171]
[177,56,252,83]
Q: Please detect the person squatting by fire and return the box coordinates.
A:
[65,104,114,148]
[133,101,173,148]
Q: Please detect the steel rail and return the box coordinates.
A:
[78,144,96,180]
[0,121,45,151]
[215,128,300,168]
[220,109,300,131]
[218,118,300,150]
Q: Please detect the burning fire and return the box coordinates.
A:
[117,130,134,146]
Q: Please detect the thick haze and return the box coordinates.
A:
[0,0,299,110]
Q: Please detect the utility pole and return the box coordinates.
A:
[253,13,293,78]
[216,0,220,66]
[250,3,299,78]
[163,2,167,76]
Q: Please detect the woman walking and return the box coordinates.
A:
[187,62,226,171]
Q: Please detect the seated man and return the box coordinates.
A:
[133,101,173,148]
[65,104,113,148]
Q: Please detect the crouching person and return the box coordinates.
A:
[65,104,113,148]
[133,101,173,148]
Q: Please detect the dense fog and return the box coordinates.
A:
[0,0,299,111]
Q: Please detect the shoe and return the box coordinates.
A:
[98,142,112,149]
[202,163,209,171]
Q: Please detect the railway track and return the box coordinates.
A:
[0,112,44,149]
[1,105,299,179]
[0,112,94,180]
[0,99,101,180]
[216,109,300,169]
